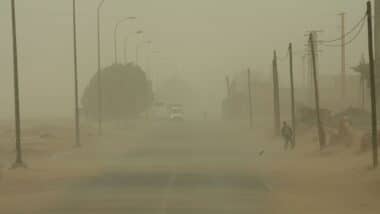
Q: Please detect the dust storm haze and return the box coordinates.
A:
[0,0,367,118]
[1,0,380,214]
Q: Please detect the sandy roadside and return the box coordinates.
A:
[0,119,100,213]
[258,132,380,214]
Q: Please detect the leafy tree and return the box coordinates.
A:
[81,63,153,121]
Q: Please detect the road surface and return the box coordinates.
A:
[1,120,275,214]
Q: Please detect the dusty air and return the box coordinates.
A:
[1,0,380,213]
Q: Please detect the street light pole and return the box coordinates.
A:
[113,17,136,64]
[123,30,143,65]
[10,0,26,169]
[136,40,151,67]
[72,0,80,147]
[123,36,129,64]
[96,0,105,136]
[289,43,296,148]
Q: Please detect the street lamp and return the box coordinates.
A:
[136,40,152,67]
[72,0,80,147]
[96,0,105,136]
[10,0,26,168]
[113,16,136,64]
[124,30,143,64]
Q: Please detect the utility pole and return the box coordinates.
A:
[289,43,296,148]
[339,12,347,102]
[305,30,322,105]
[124,36,129,64]
[272,51,281,136]
[310,33,326,150]
[72,0,80,147]
[361,75,366,110]
[302,54,307,89]
[366,1,378,168]
[225,76,231,97]
[247,69,253,128]
[10,0,26,169]
[96,0,105,136]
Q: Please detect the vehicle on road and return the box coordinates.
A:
[168,104,184,122]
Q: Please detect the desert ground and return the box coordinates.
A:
[0,118,379,214]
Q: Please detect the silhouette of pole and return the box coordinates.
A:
[136,40,151,67]
[96,0,105,136]
[247,69,253,128]
[124,30,143,64]
[10,0,26,169]
[72,0,80,147]
[123,36,129,64]
[272,51,281,136]
[366,1,378,168]
[339,13,347,102]
[113,17,136,64]
[309,33,326,150]
[225,76,231,97]
[289,43,296,148]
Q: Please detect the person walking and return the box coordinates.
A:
[281,121,294,150]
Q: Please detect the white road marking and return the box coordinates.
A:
[161,168,178,214]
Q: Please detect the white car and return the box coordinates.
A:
[169,105,184,121]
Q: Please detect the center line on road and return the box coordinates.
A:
[160,168,178,214]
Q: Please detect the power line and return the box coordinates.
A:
[278,51,289,61]
[319,13,367,44]
[320,17,366,48]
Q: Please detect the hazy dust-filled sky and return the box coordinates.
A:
[0,0,369,118]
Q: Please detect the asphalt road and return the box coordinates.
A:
[36,121,274,213]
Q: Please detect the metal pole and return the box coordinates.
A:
[10,0,25,168]
[310,33,326,150]
[272,51,281,136]
[113,17,134,64]
[339,13,347,102]
[124,36,128,64]
[289,43,296,148]
[367,1,378,168]
[136,44,140,66]
[248,69,253,128]
[72,0,80,147]
[226,76,231,97]
[113,23,118,64]
[97,0,105,136]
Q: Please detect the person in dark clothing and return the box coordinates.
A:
[281,121,293,150]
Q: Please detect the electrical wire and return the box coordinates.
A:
[318,13,367,44]
[319,17,366,48]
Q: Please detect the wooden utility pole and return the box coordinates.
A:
[289,43,296,148]
[366,1,378,168]
[310,33,326,150]
[339,12,347,102]
[72,0,80,147]
[248,69,253,128]
[302,54,307,88]
[10,0,26,169]
[272,51,281,136]
[361,76,366,110]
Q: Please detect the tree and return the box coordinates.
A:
[81,63,153,121]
